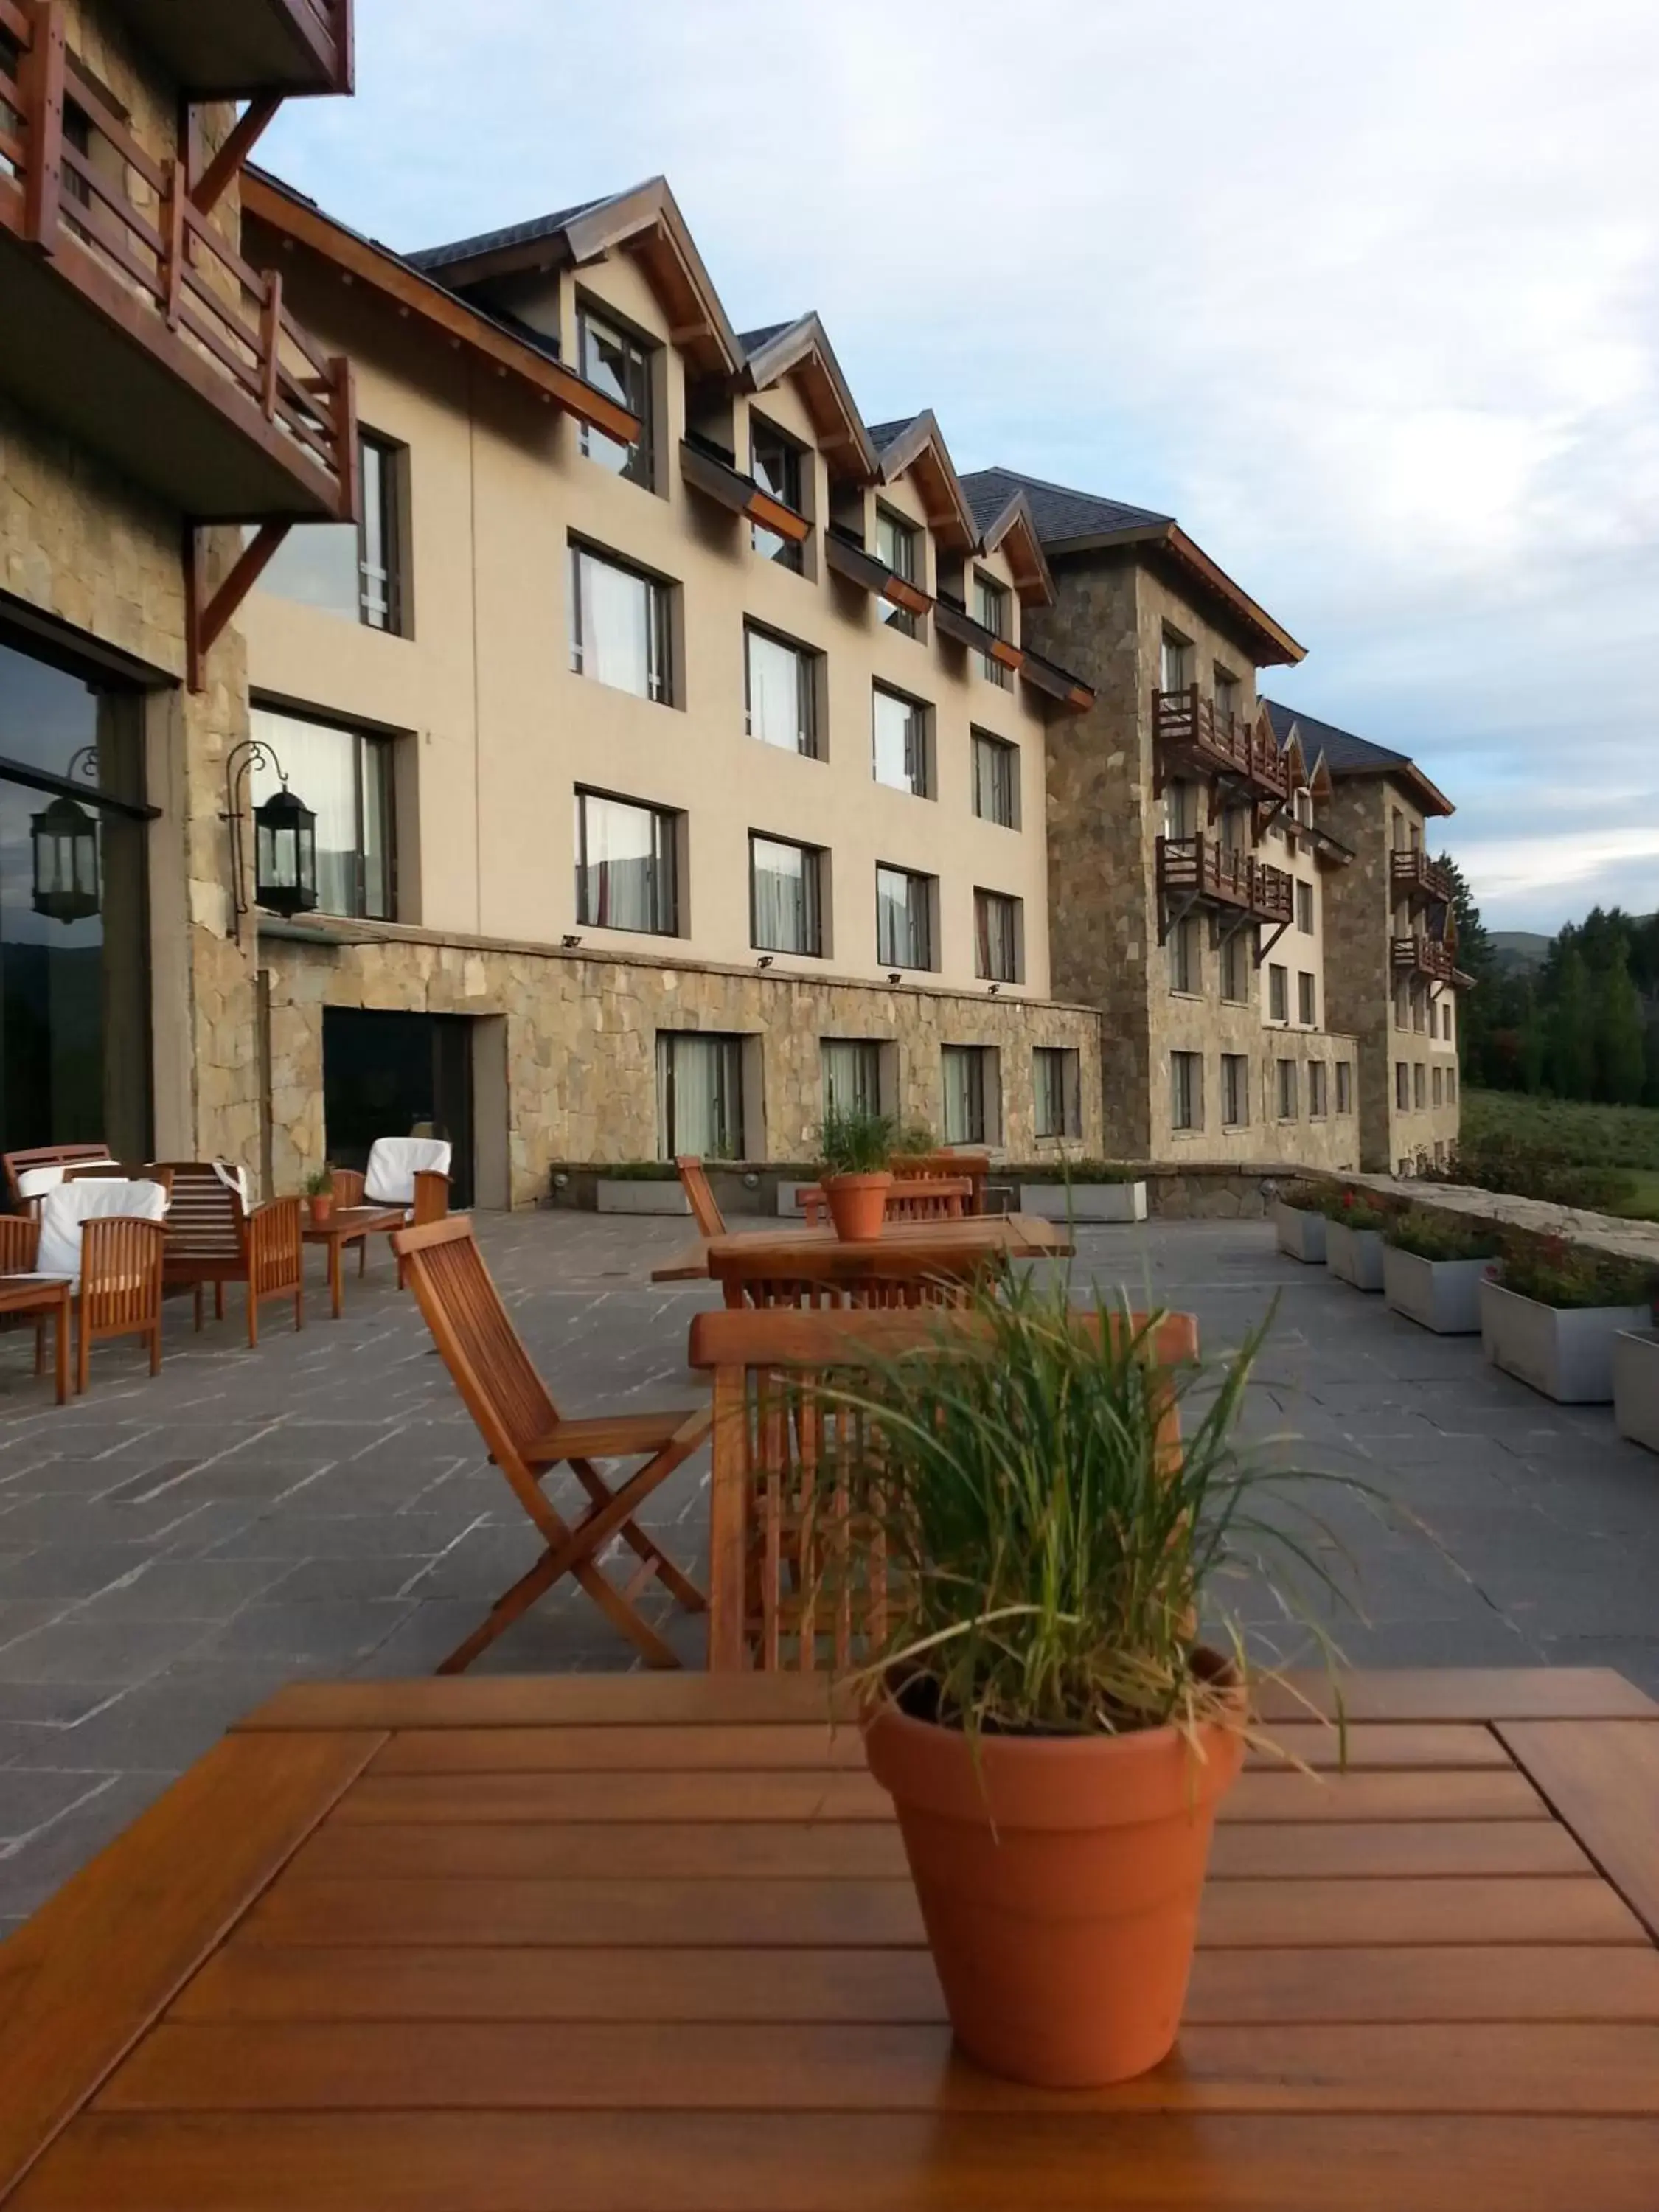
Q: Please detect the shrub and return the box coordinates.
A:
[1276,1180,1326,1214]
[1305,1185,1395,1231]
[596,1161,681,1181]
[1385,1208,1501,1262]
[1017,1160,1141,1186]
[820,1106,897,1177]
[1429,1133,1634,1214]
[1495,1234,1657,1312]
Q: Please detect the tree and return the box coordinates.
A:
[1433,851,1493,1079]
[1645,1018,1659,1110]
[1544,947,1596,1099]
[1593,957,1646,1104]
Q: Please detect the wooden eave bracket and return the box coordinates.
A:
[190,94,281,218]
[1254,917,1291,966]
[184,521,291,693]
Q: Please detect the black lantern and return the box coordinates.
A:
[223,738,316,923]
[30,794,100,924]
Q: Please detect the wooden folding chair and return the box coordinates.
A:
[156,1166,303,1346]
[799,1176,970,1226]
[711,1239,1002,1312]
[687,1304,1199,1671]
[393,1215,711,1672]
[675,1155,726,1237]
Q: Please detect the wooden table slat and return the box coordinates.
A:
[1498,1721,1659,1943]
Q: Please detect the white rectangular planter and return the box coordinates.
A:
[1325,1219,1385,1291]
[1018,1182,1147,1224]
[1479,1277,1649,1404]
[595,1180,692,1216]
[1382,1247,1489,1335]
[1275,1203,1326,1264]
[1613,1330,1659,1451]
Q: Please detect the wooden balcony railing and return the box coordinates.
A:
[1158,834,1294,927]
[1390,848,1453,905]
[0,0,355,521]
[1154,686,1291,803]
[1393,933,1457,985]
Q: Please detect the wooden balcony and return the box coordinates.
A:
[1391,848,1453,905]
[1154,685,1290,804]
[1393,933,1458,986]
[105,0,353,98]
[1158,834,1294,928]
[0,1,355,522]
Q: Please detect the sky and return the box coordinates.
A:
[261,0,1659,935]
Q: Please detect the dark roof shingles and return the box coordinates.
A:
[958,466,1169,546]
[1263,700,1413,776]
[406,187,634,272]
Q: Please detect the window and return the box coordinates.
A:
[1394,981,1409,1029]
[1220,931,1250,1004]
[972,731,1017,827]
[656,1032,745,1159]
[1310,1061,1328,1117]
[822,1039,881,1117]
[745,624,818,755]
[1276,1058,1298,1120]
[1164,777,1199,840]
[1298,971,1317,1026]
[1034,1048,1082,1139]
[750,415,805,568]
[874,506,920,636]
[1413,1062,1427,1110]
[574,789,678,935]
[568,543,671,703]
[1268,963,1288,1022]
[973,571,1012,686]
[876,863,933,970]
[256,430,407,633]
[1160,627,1192,695]
[1221,1054,1248,1128]
[1447,1066,1458,1104]
[1170,914,1203,995]
[749,833,821,956]
[1432,1065,1443,1107]
[975,889,1022,983]
[1434,1140,1446,1166]
[872,684,931,796]
[1444,1002,1455,1043]
[942,1044,998,1145]
[576,302,654,488]
[1220,802,1251,853]
[1171,1051,1203,1131]
[1214,666,1239,723]
[1396,1061,1410,1110]
[251,705,393,920]
[1295,880,1314,934]
[1412,987,1427,1033]
[1336,1061,1353,1114]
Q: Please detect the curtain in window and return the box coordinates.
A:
[822,1040,880,1116]
[575,551,653,698]
[748,631,806,750]
[977,895,1017,983]
[657,1033,742,1158]
[872,689,919,791]
[942,1047,983,1145]
[251,708,361,918]
[751,838,813,953]
[578,795,665,931]
[877,869,924,968]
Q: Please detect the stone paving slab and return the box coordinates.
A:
[1,1207,1657,1934]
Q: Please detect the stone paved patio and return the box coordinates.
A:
[1,1208,1655,1931]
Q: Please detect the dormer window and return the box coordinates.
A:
[875,506,920,636]
[577,303,655,490]
[973,571,1012,688]
[750,415,806,570]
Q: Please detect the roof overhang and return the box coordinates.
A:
[1336,759,1456,819]
[874,410,978,552]
[743,316,877,481]
[1046,518,1304,667]
[975,488,1054,607]
[242,173,639,445]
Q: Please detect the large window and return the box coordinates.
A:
[750,832,821,956]
[1268,962,1288,1023]
[745,624,818,755]
[1298,971,1317,1025]
[1220,931,1249,1004]
[251,705,393,920]
[1395,1060,1410,1110]
[1310,1060,1328,1117]
[257,430,407,633]
[973,570,1012,686]
[875,506,920,636]
[568,543,672,703]
[1413,1062,1427,1110]
[1221,1053,1248,1128]
[1276,1059,1298,1120]
[1160,627,1192,694]
[822,1038,881,1117]
[750,415,806,568]
[1171,1050,1203,1132]
[574,789,678,935]
[876,863,933,970]
[975,889,1021,984]
[1034,1047,1081,1139]
[1337,1061,1354,1115]
[1296,880,1314,934]
[972,731,1017,827]
[1170,914,1202,995]
[656,1031,745,1159]
[576,302,655,488]
[872,684,931,796]
[942,1044,997,1145]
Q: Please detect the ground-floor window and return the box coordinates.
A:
[1431,1065,1443,1107]
[1276,1058,1298,1120]
[1032,1046,1081,1138]
[942,1044,998,1145]
[1413,1062,1427,1110]
[1170,1050,1203,1132]
[1220,1053,1248,1128]
[322,1006,475,1206]
[1336,1061,1353,1114]
[1446,1065,1458,1104]
[1395,1061,1409,1110]
[821,1038,881,1117]
[1309,1060,1327,1118]
[656,1031,745,1159]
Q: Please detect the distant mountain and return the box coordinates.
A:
[1489,931,1551,974]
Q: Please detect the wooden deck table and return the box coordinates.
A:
[651,1211,1073,1284]
[0,1270,72,1403]
[3,1667,1658,2210]
[301,1205,406,1318]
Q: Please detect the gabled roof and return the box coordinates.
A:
[971,484,1054,607]
[740,315,878,480]
[960,465,1305,669]
[1263,700,1455,818]
[867,410,976,552]
[406,177,742,378]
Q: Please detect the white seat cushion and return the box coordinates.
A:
[16,1158,114,1201]
[364,1138,452,1208]
[38,1179,168,1290]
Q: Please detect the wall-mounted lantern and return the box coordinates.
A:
[30,747,101,925]
[223,737,317,922]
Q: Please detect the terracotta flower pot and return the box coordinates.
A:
[308,1194,333,1226]
[821,1172,891,1242]
[863,1680,1245,2087]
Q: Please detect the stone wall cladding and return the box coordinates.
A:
[260,931,1106,1208]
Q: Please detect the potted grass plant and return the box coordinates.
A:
[1273,1180,1327,1264]
[810,1271,1342,2088]
[1320,1186,1394,1291]
[1481,1234,1655,1404]
[818,1105,896,1242]
[1382,1207,1500,1335]
[304,1167,335,1226]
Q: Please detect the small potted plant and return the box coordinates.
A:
[305,1167,335,1226]
[1382,1206,1500,1335]
[1321,1186,1394,1291]
[813,1273,1343,2087]
[1273,1180,1328,1264]
[1481,1234,1655,1404]
[818,1105,896,1242]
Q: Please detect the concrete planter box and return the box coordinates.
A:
[1018,1181,1147,1224]
[1275,1203,1326,1265]
[1613,1331,1659,1450]
[594,1180,691,1217]
[1479,1278,1649,1404]
[1325,1219,1385,1291]
[1382,1247,1489,1335]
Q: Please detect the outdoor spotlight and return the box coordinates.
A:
[887,970,902,984]
[757,953,774,968]
[987,982,1001,995]
[562,933,582,949]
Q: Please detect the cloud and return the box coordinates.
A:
[262,0,1659,933]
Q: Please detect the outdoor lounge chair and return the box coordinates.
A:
[392,1214,711,1671]
[36,1176,170,1390]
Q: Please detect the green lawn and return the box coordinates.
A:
[1463,1090,1659,1218]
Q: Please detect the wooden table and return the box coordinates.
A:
[4,1668,1658,2210]
[302,1205,405,1318]
[0,1270,72,1404]
[652,1211,1073,1283]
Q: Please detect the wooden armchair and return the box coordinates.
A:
[675,1156,726,1237]
[324,1166,447,1283]
[687,1304,1199,1672]
[0,1212,52,1381]
[891,1150,992,1215]
[392,1215,710,1672]
[710,1238,1003,1312]
[156,1165,303,1346]
[799,1176,970,1227]
[74,1216,168,1389]
[4,1144,114,1209]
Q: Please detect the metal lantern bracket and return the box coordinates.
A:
[221,737,316,925]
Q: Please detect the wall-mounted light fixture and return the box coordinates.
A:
[987,982,1001,995]
[30,746,101,925]
[561,933,582,950]
[757,954,774,969]
[886,970,902,985]
[222,737,316,924]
